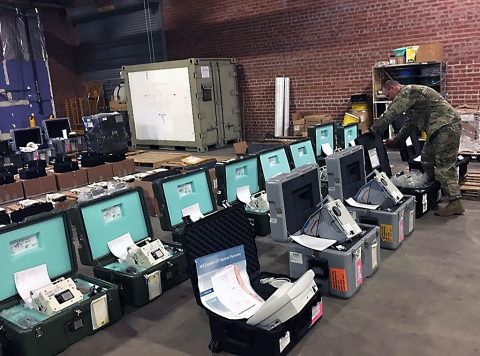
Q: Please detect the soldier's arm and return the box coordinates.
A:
[394,118,415,143]
[370,93,414,135]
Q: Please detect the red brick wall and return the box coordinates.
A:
[40,9,86,118]
[163,0,480,140]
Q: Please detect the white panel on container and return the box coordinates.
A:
[128,67,196,142]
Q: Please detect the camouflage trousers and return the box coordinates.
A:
[421,122,461,200]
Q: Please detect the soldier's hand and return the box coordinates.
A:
[384,138,397,148]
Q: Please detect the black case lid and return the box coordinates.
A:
[391,115,422,162]
[152,168,217,231]
[180,204,260,306]
[355,132,392,177]
[0,211,77,303]
[215,155,260,205]
[71,187,153,266]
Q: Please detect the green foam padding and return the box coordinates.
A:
[0,216,73,302]
[289,141,316,168]
[259,148,291,181]
[162,171,214,227]
[344,125,359,148]
[315,124,335,156]
[80,190,149,261]
[225,157,259,203]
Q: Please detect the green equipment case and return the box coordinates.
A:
[0,211,122,356]
[71,187,189,308]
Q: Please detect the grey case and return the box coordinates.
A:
[266,164,321,242]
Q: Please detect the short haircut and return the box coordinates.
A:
[382,80,400,90]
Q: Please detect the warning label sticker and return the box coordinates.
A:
[380,224,393,242]
[330,268,348,292]
[399,218,405,242]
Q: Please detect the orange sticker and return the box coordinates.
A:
[330,268,348,292]
[380,224,393,242]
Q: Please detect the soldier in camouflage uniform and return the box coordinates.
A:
[370,80,464,216]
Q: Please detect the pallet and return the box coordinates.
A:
[126,150,146,158]
[135,143,225,153]
[461,171,480,200]
[133,152,189,168]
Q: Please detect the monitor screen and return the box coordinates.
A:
[13,128,42,148]
[44,118,71,139]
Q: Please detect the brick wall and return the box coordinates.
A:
[41,9,86,118]
[163,0,480,140]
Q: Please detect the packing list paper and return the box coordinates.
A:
[195,245,264,320]
[321,143,333,156]
[107,233,136,261]
[182,203,204,222]
[290,234,336,252]
[14,264,52,307]
[346,197,379,210]
[236,185,251,204]
[211,265,263,319]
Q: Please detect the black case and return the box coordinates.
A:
[181,204,323,355]
[153,168,217,242]
[395,178,441,218]
[354,132,392,177]
[335,123,359,150]
[0,211,122,356]
[10,202,54,223]
[247,141,284,155]
[71,187,189,307]
[216,156,271,236]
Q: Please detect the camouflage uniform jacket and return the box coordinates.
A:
[370,84,460,141]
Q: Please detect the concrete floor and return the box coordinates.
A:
[64,149,480,356]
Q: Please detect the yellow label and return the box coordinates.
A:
[330,268,348,292]
[380,224,393,242]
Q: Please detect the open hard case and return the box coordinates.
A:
[326,146,416,250]
[258,146,292,188]
[216,156,270,236]
[0,211,122,356]
[71,187,188,307]
[285,138,317,169]
[307,122,335,164]
[354,132,392,177]
[152,168,217,243]
[335,123,358,150]
[265,163,380,298]
[180,203,323,355]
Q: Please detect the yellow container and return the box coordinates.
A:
[351,103,368,111]
[406,46,419,63]
[343,112,360,126]
[421,131,427,140]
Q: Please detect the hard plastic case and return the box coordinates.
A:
[307,122,335,162]
[258,146,292,188]
[180,203,323,355]
[286,138,317,169]
[0,211,122,356]
[152,168,217,242]
[326,146,415,249]
[335,123,358,150]
[354,132,392,177]
[71,187,189,307]
[394,174,442,218]
[215,156,270,236]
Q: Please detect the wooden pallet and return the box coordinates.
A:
[133,152,189,168]
[461,171,480,200]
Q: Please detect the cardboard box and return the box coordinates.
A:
[0,181,24,203]
[416,43,444,63]
[55,169,88,190]
[234,141,248,155]
[350,110,373,124]
[304,114,332,126]
[109,158,136,177]
[293,119,306,136]
[358,122,371,134]
[129,179,160,217]
[85,164,114,183]
[22,173,57,198]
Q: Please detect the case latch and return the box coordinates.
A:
[35,326,43,338]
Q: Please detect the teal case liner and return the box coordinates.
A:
[344,124,359,149]
[259,147,291,181]
[289,140,316,168]
[80,190,149,261]
[162,170,215,227]
[225,157,260,203]
[0,215,73,302]
[315,124,335,156]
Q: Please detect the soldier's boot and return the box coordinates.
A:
[435,199,465,216]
